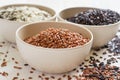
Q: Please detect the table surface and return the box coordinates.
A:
[0,0,120,80]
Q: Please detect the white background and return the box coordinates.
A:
[0,0,120,13]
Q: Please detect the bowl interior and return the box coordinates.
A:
[17,22,92,46]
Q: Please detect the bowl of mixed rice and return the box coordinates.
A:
[0,4,56,42]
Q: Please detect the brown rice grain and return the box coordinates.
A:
[24,28,89,48]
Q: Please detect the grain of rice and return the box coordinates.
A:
[24,28,89,48]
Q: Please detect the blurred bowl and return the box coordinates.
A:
[16,21,93,73]
[0,4,56,42]
[58,7,120,48]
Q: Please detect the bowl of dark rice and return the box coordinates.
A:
[58,7,120,48]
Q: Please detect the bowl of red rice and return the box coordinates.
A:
[16,21,93,73]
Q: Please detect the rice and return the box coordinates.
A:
[0,6,52,22]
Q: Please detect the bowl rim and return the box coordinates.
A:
[0,3,56,23]
[16,21,93,51]
[58,7,120,28]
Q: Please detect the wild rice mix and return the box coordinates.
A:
[0,6,52,22]
[79,63,120,80]
[24,28,89,48]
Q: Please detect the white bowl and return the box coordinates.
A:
[58,7,120,48]
[0,4,56,42]
[16,21,93,73]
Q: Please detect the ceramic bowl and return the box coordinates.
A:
[16,21,93,73]
[0,4,56,42]
[58,7,120,48]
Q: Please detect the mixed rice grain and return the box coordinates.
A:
[24,28,89,48]
[0,6,52,22]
